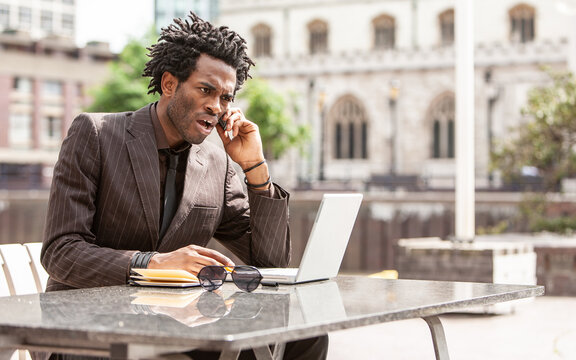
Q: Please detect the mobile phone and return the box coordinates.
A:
[218,114,233,139]
[218,114,227,130]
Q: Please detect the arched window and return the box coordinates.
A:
[373,14,395,50]
[430,94,455,159]
[509,4,535,43]
[332,96,368,159]
[308,19,328,55]
[252,23,272,57]
[439,9,454,46]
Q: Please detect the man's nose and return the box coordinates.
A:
[206,99,222,115]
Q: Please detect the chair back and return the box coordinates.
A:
[0,244,41,295]
[24,242,48,292]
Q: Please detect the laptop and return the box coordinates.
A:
[258,193,363,285]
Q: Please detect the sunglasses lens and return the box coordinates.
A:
[198,266,227,291]
[231,266,262,292]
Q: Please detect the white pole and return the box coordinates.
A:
[455,0,475,241]
[570,17,576,74]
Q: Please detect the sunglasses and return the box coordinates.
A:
[197,265,262,292]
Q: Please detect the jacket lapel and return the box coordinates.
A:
[126,105,161,248]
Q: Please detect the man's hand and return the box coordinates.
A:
[216,108,271,190]
[216,108,265,167]
[147,245,235,275]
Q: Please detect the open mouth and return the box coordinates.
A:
[199,119,214,130]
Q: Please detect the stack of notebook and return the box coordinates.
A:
[130,268,200,287]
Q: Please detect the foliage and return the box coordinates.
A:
[530,216,576,235]
[476,220,510,235]
[515,192,576,234]
[491,69,576,192]
[239,78,310,159]
[86,28,159,112]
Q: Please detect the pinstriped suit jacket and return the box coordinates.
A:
[41,104,291,292]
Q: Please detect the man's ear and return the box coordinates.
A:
[161,72,178,96]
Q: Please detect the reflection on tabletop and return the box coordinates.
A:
[128,279,348,328]
[130,289,263,327]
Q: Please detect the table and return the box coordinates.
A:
[0,276,544,360]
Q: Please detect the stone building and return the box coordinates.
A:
[217,0,572,191]
[0,35,114,188]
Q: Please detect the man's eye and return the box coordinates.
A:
[200,88,210,94]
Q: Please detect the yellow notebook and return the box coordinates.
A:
[131,268,200,287]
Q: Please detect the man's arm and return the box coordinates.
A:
[211,154,291,268]
[41,114,135,289]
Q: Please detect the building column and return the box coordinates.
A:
[455,0,475,241]
[63,81,76,138]
[32,78,42,149]
[0,75,10,147]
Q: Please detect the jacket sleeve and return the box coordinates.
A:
[213,157,291,268]
[41,114,135,290]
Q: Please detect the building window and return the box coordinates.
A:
[41,10,53,32]
[252,23,272,57]
[510,4,535,43]
[430,94,455,159]
[332,96,368,159]
[75,82,83,97]
[439,9,454,46]
[0,5,9,28]
[13,77,32,93]
[373,14,395,50]
[43,80,62,96]
[42,116,62,146]
[308,19,328,55]
[18,7,31,29]
[62,13,74,32]
[9,113,32,149]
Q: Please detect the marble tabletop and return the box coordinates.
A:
[0,276,544,355]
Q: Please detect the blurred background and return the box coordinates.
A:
[1,0,576,295]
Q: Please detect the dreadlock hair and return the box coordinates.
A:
[143,12,255,95]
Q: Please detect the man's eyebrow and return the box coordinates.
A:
[200,81,216,90]
[200,81,233,98]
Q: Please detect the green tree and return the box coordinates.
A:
[491,69,576,192]
[239,78,310,159]
[86,30,159,112]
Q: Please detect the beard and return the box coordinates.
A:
[166,91,208,145]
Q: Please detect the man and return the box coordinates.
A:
[41,12,327,360]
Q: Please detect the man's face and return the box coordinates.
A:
[166,54,237,145]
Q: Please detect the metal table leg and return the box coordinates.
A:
[422,316,451,360]
[252,343,285,360]
[218,349,240,360]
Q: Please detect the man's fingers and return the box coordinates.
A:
[189,245,235,266]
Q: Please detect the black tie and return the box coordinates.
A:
[160,151,179,239]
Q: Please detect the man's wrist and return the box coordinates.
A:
[243,162,271,190]
[242,159,266,173]
[130,251,158,271]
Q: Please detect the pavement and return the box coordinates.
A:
[327,296,576,360]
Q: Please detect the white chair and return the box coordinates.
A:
[24,242,48,292]
[0,245,36,360]
[0,256,11,297]
[0,244,40,295]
